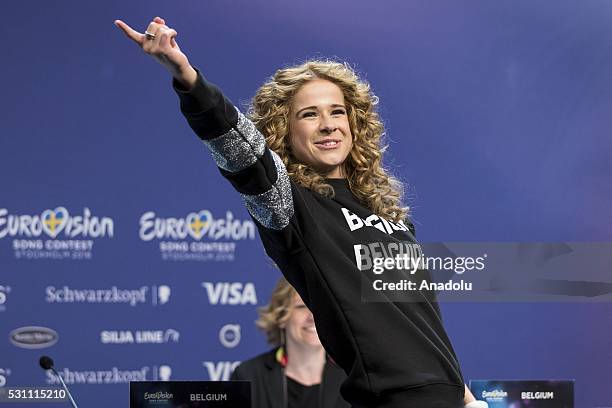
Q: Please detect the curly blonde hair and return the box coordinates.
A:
[256,277,298,346]
[248,60,408,222]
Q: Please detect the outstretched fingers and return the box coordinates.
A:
[159,28,178,50]
[113,16,187,78]
[114,19,144,45]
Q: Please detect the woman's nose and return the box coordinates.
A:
[319,115,337,134]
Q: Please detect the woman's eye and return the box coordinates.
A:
[332,109,346,115]
[301,111,316,118]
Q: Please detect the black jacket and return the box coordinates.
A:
[230,349,350,408]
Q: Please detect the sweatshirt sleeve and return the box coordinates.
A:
[173,68,294,231]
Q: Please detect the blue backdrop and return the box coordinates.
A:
[1,1,611,407]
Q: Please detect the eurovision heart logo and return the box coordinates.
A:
[41,207,69,238]
[186,210,212,240]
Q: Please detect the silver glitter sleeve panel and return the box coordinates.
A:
[240,150,294,230]
[203,109,266,172]
[204,108,294,230]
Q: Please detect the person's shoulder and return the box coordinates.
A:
[404,218,416,237]
[237,349,277,368]
[231,349,278,379]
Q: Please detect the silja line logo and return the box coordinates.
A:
[101,329,180,344]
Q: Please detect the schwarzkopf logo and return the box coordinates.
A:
[46,367,151,385]
[44,285,171,306]
[10,326,58,349]
[154,285,171,305]
[153,366,172,381]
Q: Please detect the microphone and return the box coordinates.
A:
[39,355,79,408]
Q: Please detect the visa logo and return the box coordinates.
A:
[201,282,257,305]
[202,361,241,381]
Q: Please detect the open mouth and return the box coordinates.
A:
[314,139,341,148]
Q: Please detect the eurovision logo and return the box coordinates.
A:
[139,210,255,262]
[144,391,174,404]
[0,207,114,260]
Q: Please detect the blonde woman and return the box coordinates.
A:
[115,16,486,408]
[231,277,348,408]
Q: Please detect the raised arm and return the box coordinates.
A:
[114,17,293,231]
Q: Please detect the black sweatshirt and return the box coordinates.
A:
[173,70,465,407]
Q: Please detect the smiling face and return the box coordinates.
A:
[288,79,353,178]
[283,293,321,349]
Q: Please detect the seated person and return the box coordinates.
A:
[231,277,349,408]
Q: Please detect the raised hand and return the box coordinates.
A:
[114,17,197,89]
